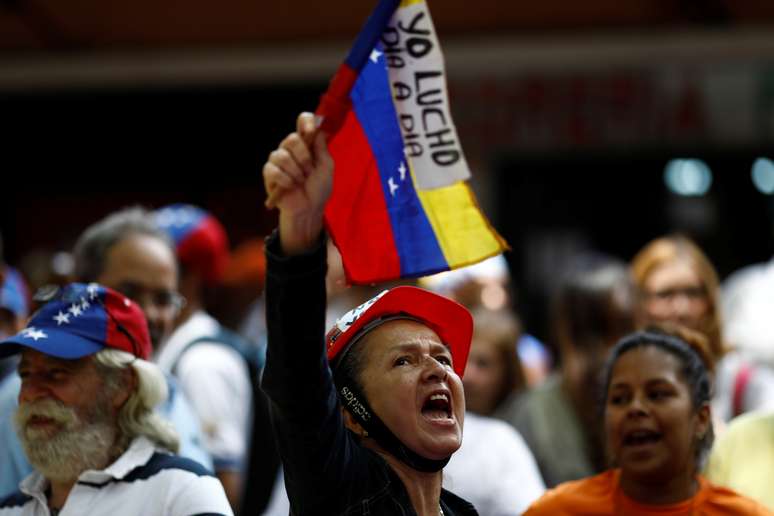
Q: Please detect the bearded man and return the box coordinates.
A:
[0,282,232,516]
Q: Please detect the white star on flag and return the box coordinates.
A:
[22,328,48,341]
[388,177,399,197]
[53,311,70,326]
[369,49,382,63]
[80,298,91,310]
[69,303,83,317]
[398,162,407,181]
[87,284,99,300]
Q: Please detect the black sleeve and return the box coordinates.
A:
[260,230,362,515]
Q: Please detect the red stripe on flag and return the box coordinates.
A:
[325,110,401,284]
[316,64,359,135]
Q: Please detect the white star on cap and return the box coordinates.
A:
[334,290,387,333]
[69,303,83,317]
[53,311,70,326]
[369,49,382,63]
[80,298,91,310]
[87,284,99,300]
[22,328,48,341]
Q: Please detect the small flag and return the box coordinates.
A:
[321,0,508,284]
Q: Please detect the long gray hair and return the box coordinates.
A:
[94,349,180,453]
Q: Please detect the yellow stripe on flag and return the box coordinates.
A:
[415,182,509,269]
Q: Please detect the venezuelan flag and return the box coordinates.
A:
[322,0,508,284]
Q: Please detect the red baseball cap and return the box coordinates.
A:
[326,286,472,377]
[155,204,230,286]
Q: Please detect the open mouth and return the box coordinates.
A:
[623,429,662,446]
[421,392,453,423]
[22,415,63,438]
[27,415,56,426]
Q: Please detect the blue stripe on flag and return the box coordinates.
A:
[344,0,401,71]
[349,44,448,276]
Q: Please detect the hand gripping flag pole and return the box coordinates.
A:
[263,0,399,209]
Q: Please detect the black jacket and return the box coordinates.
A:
[261,232,478,516]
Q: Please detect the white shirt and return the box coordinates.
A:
[0,437,233,516]
[713,351,774,422]
[156,310,252,470]
[264,414,546,516]
[443,412,546,516]
[723,259,774,366]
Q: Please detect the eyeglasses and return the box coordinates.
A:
[644,286,707,303]
[112,282,186,313]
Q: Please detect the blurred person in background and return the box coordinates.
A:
[443,305,544,515]
[464,308,526,417]
[631,235,774,423]
[206,236,285,516]
[17,249,74,295]
[420,255,513,313]
[211,237,267,346]
[324,238,389,328]
[443,409,545,516]
[0,267,29,382]
[705,408,774,510]
[524,326,772,515]
[721,252,774,381]
[421,255,551,389]
[0,266,31,496]
[73,207,213,467]
[503,253,637,487]
[154,204,277,513]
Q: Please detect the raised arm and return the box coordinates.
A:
[260,113,360,514]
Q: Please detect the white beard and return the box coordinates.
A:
[15,398,118,483]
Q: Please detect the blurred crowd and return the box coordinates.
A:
[2,195,774,515]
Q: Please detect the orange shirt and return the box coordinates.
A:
[524,469,773,516]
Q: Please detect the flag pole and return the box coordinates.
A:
[315,0,401,134]
[265,0,400,208]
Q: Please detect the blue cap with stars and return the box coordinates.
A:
[0,282,151,360]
